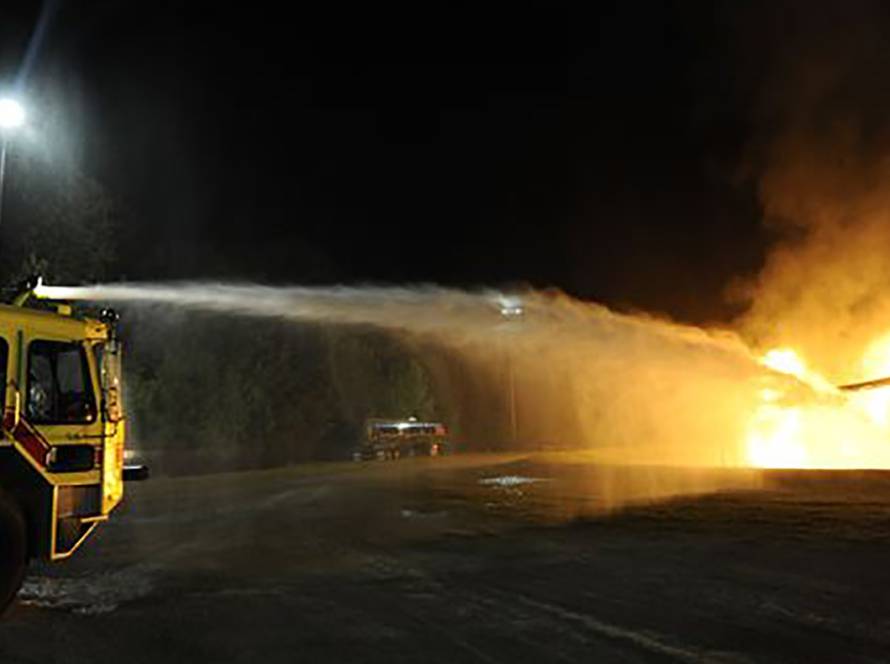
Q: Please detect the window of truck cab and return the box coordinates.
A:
[0,337,7,410]
[26,340,96,425]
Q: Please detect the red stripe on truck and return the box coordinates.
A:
[3,411,51,468]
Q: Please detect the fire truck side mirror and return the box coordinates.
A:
[4,382,20,429]
[104,385,122,423]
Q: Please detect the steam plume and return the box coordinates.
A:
[734,2,890,382]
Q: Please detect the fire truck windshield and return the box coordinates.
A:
[26,340,97,424]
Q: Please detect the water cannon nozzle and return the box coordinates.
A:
[20,274,42,292]
[12,274,45,306]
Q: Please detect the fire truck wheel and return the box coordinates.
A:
[0,492,26,615]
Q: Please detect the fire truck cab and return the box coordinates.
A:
[0,279,135,612]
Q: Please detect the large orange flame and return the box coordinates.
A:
[745,345,890,469]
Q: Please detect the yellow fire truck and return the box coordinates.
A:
[0,278,142,612]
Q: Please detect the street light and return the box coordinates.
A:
[498,295,524,445]
[0,99,25,129]
[0,97,25,229]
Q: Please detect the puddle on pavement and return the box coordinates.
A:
[18,564,156,615]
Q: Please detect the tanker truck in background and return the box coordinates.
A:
[0,277,145,612]
[356,417,451,460]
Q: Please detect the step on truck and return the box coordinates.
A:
[0,277,145,612]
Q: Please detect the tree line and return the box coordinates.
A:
[0,146,532,473]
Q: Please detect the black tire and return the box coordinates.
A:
[0,492,26,615]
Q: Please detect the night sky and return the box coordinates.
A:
[0,2,800,322]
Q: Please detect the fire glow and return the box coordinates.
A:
[746,341,890,469]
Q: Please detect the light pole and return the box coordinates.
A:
[499,296,524,445]
[0,97,26,229]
